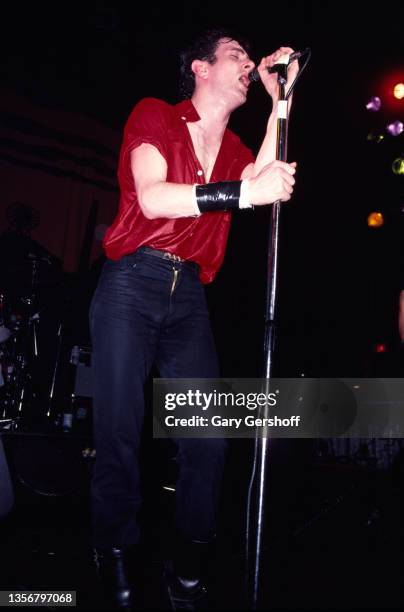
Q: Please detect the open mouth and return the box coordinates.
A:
[239,75,250,90]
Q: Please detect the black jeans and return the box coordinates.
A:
[89,249,227,550]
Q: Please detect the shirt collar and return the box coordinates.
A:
[174,98,200,123]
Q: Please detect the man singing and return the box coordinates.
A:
[90,28,298,609]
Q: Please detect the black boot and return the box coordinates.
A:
[163,539,210,611]
[94,547,135,609]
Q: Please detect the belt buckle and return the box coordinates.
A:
[164,252,183,263]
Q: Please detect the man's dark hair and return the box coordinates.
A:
[179,28,252,99]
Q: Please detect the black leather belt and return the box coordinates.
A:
[137,246,199,273]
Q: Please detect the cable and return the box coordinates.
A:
[286,48,312,99]
[244,425,261,595]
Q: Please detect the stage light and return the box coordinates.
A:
[367,212,384,227]
[393,83,404,100]
[375,343,386,353]
[366,96,381,111]
[386,120,404,136]
[367,130,384,143]
[392,157,404,175]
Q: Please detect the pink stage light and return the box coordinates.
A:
[386,120,404,136]
[366,96,381,111]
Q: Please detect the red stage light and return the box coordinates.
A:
[381,71,404,107]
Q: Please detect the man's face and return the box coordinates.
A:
[207,38,255,105]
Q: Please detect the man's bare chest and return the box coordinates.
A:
[186,124,222,183]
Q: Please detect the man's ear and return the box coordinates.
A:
[191,59,209,79]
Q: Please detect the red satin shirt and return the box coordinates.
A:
[103,98,254,284]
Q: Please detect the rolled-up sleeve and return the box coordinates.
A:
[121,97,171,175]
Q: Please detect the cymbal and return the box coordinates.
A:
[27,252,55,266]
[0,230,62,269]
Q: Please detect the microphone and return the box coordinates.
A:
[248,48,309,82]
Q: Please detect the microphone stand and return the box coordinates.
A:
[250,63,289,610]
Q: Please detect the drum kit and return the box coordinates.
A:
[0,200,96,435]
[0,248,64,430]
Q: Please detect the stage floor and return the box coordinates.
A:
[0,432,402,610]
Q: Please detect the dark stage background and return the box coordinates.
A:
[0,2,403,610]
[1,1,403,377]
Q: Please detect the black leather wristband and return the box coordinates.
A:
[195,181,241,213]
